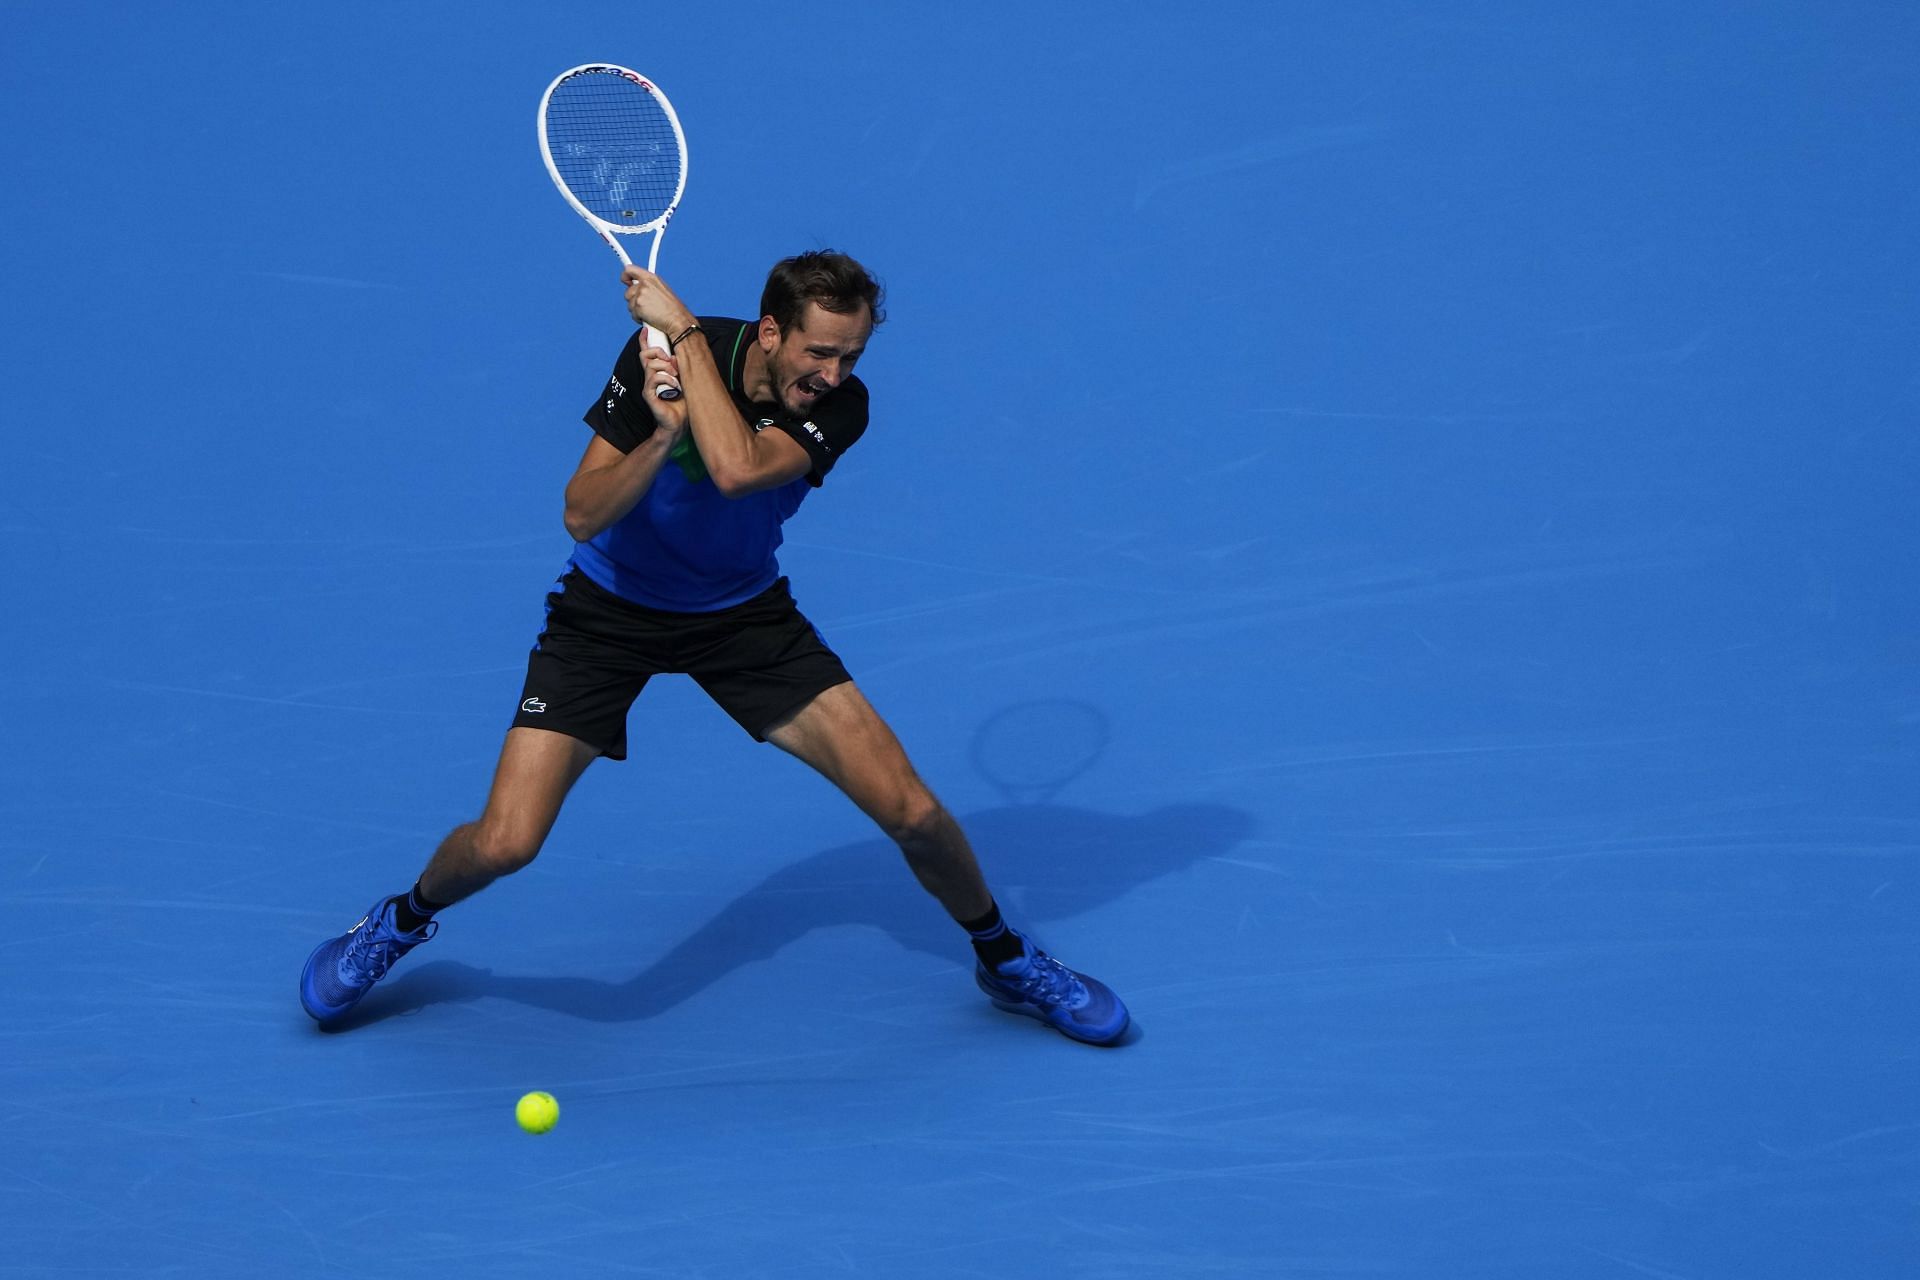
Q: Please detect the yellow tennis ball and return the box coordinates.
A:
[515,1090,559,1134]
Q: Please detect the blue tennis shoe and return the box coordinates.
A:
[300,897,435,1024]
[976,939,1129,1045]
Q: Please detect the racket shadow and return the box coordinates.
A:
[347,800,1254,1027]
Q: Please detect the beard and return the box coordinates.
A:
[770,357,828,416]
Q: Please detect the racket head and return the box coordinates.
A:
[537,64,688,243]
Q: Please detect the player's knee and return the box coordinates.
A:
[469,821,545,876]
[883,785,948,849]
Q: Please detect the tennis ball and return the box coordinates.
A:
[515,1090,559,1134]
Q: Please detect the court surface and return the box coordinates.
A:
[3,4,1915,1276]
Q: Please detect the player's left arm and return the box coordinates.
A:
[620,267,812,497]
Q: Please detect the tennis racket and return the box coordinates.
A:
[537,63,690,399]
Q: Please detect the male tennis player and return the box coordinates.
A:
[300,251,1129,1045]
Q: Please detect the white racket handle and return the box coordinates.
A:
[644,325,681,401]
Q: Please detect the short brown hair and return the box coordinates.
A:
[760,250,885,333]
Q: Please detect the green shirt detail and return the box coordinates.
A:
[664,325,751,483]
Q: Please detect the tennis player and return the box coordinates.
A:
[299,251,1129,1045]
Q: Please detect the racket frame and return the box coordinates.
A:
[537,62,690,397]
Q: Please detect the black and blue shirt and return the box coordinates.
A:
[572,317,869,611]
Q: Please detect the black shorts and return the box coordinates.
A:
[512,570,852,758]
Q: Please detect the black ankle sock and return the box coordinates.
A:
[391,881,449,934]
[961,900,1025,969]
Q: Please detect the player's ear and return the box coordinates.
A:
[758,315,782,351]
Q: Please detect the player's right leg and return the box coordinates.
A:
[416,727,601,905]
[299,727,598,1025]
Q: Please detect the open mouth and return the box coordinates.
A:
[795,376,827,399]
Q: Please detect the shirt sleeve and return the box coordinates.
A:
[767,376,869,487]
[581,332,659,453]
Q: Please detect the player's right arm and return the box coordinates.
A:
[563,345,687,542]
[562,433,675,541]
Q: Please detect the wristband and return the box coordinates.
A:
[668,323,704,350]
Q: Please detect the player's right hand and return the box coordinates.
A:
[639,343,687,428]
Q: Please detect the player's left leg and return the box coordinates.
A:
[765,682,1129,1045]
[765,682,989,918]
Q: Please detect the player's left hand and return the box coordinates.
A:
[620,266,694,334]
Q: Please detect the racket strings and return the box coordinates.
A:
[546,72,682,226]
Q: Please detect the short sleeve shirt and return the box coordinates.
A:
[569,317,870,611]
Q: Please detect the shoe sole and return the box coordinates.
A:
[978,974,1130,1046]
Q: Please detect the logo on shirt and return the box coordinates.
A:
[750,418,829,453]
[521,697,548,713]
[609,375,627,398]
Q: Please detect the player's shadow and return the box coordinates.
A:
[338,799,1253,1028]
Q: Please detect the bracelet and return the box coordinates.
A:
[668,323,704,350]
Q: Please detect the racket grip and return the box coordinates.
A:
[643,325,682,401]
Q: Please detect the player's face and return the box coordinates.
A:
[765,302,871,416]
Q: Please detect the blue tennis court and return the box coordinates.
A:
[4,4,1915,1275]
